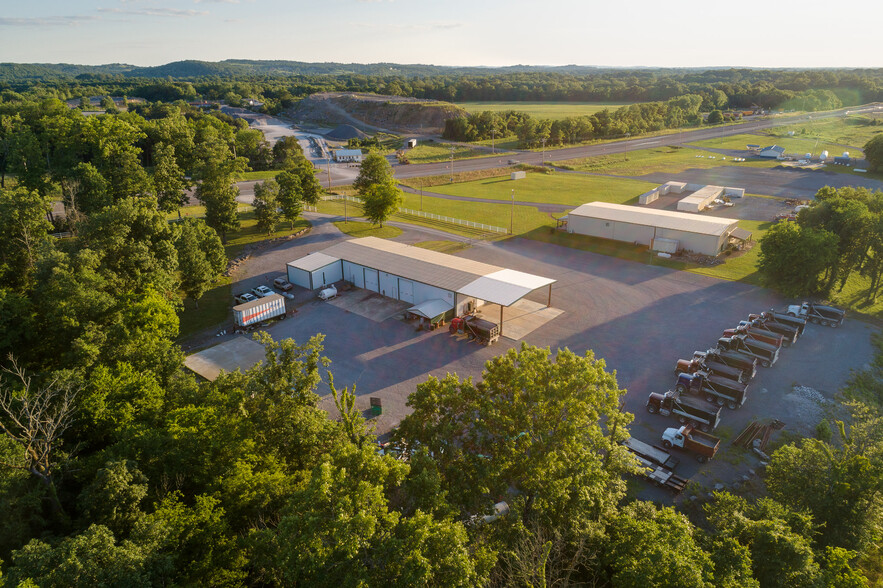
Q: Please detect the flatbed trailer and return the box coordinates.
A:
[626,451,689,493]
[622,437,680,470]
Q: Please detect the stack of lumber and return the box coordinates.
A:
[733,419,785,452]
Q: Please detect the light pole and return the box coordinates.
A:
[509,189,515,235]
[541,137,546,163]
[450,145,455,183]
[624,132,631,161]
[491,128,496,154]
[419,178,423,211]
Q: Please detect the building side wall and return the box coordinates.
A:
[342,260,365,288]
[569,215,732,255]
[287,266,311,289]
[309,261,343,290]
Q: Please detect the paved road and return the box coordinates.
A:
[230,217,876,500]
[391,104,882,182]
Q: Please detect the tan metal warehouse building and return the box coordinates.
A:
[566,202,742,256]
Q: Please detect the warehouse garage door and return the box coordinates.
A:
[398,279,414,303]
[364,269,379,292]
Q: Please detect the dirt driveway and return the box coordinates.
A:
[226,215,877,502]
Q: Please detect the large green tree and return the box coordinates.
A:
[252,179,281,235]
[275,170,303,229]
[152,143,190,216]
[193,128,246,244]
[865,134,883,173]
[0,187,52,289]
[362,180,402,228]
[353,152,393,196]
[175,218,226,308]
[757,221,838,297]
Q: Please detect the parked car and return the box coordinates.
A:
[273,277,293,291]
[234,292,257,304]
[252,285,274,298]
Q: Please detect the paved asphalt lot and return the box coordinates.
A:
[234,215,877,499]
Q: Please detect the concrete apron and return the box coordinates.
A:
[475,299,564,341]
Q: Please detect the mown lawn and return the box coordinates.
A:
[458,101,638,120]
[762,115,883,150]
[556,146,776,176]
[402,142,504,164]
[424,171,658,207]
[332,220,402,239]
[688,132,866,159]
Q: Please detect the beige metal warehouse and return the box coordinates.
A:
[566,202,740,256]
[288,237,556,336]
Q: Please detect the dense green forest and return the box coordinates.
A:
[1,79,883,586]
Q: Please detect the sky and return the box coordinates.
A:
[0,0,880,68]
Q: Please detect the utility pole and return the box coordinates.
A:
[624,132,631,161]
[450,145,454,183]
[419,178,423,211]
[541,137,546,163]
[509,189,515,235]
[326,157,332,190]
[491,128,496,154]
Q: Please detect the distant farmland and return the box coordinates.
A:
[459,101,637,120]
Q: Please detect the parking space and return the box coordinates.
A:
[325,288,413,322]
[218,216,876,501]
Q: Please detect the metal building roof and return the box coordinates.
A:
[333,149,363,157]
[567,202,737,236]
[287,252,341,272]
[320,237,500,291]
[407,298,453,320]
[458,269,556,307]
[297,237,555,307]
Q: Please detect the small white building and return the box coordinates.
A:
[566,202,745,256]
[405,138,418,149]
[333,149,364,163]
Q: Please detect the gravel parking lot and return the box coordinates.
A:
[231,214,877,501]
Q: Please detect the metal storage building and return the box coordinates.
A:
[287,237,555,334]
[286,252,343,290]
[566,202,740,256]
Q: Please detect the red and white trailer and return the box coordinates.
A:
[233,293,286,327]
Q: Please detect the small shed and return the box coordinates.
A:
[287,252,343,290]
[758,145,786,159]
[511,171,526,180]
[407,298,454,327]
[405,138,417,149]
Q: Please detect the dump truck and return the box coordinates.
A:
[675,356,747,383]
[718,334,779,367]
[723,324,784,350]
[646,390,722,431]
[746,315,800,345]
[233,293,286,327]
[759,310,807,336]
[786,302,846,328]
[622,437,680,470]
[662,425,720,463]
[453,316,501,345]
[696,349,757,380]
[676,371,749,409]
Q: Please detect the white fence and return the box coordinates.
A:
[397,208,507,234]
[318,195,507,234]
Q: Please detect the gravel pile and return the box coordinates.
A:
[325,124,367,140]
[782,385,830,434]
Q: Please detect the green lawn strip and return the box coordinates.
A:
[555,146,776,175]
[235,170,281,182]
[762,115,883,150]
[178,276,232,339]
[688,132,865,159]
[332,220,402,239]
[469,136,521,151]
[398,168,512,189]
[403,143,510,164]
[224,211,311,259]
[413,240,471,253]
[523,227,688,270]
[458,101,638,120]
[424,172,658,207]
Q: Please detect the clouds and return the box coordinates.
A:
[0,15,100,27]
[97,7,209,17]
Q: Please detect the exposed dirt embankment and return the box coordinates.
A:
[288,92,467,133]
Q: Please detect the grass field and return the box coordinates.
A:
[402,142,504,164]
[556,146,777,176]
[765,114,883,150]
[332,220,402,239]
[688,132,865,160]
[424,171,658,207]
[459,101,637,120]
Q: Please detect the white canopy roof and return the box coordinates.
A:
[287,252,340,272]
[407,298,453,320]
[458,269,556,307]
